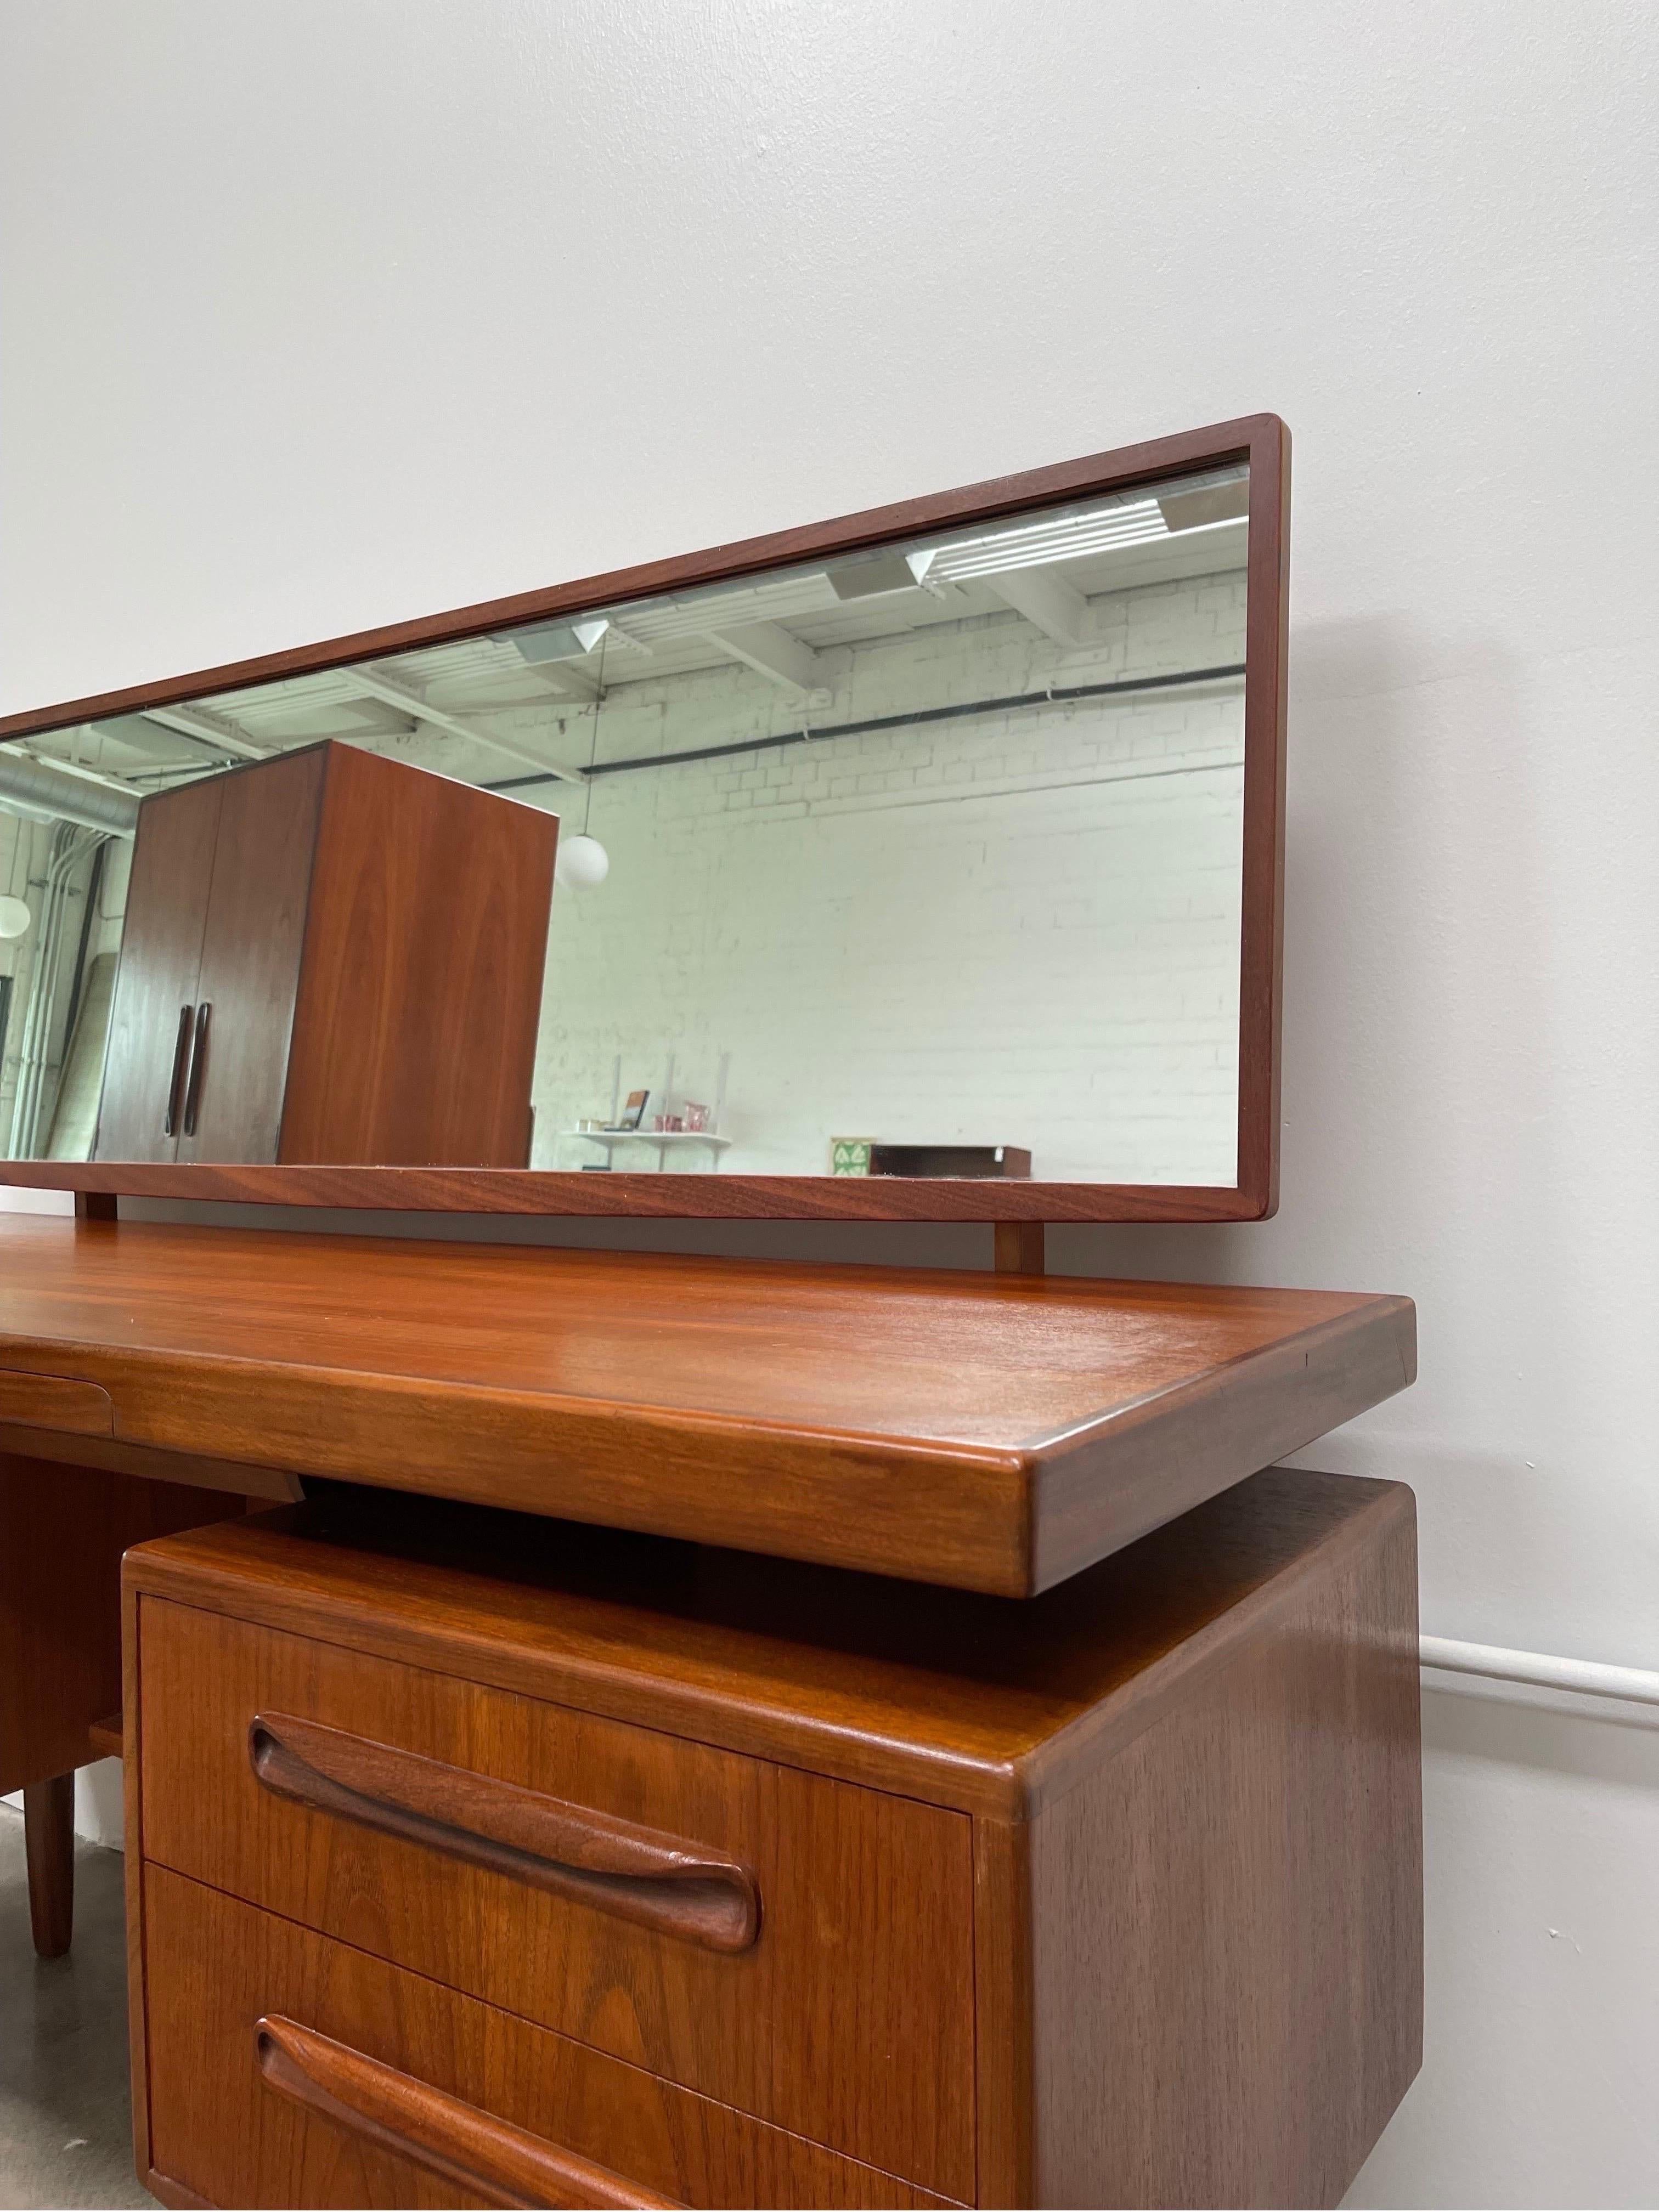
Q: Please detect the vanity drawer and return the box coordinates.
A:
[136,1598,976,2199]
[143,1866,956,2210]
[0,1367,112,1435]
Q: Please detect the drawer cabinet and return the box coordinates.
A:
[137,1600,975,2196]
[144,1868,953,2209]
[125,1467,1424,2209]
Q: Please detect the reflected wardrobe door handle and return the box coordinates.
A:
[181,1000,211,1138]
[163,1005,193,1138]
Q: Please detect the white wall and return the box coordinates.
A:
[2,4,1657,2202]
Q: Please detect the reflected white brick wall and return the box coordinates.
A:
[526,569,1246,1184]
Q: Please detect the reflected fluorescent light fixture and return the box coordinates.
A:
[110,713,229,762]
[912,471,1249,584]
[513,616,611,664]
[826,550,939,601]
[1156,479,1251,534]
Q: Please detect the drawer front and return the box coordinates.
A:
[0,1367,112,1435]
[138,1598,975,2198]
[143,1867,957,2210]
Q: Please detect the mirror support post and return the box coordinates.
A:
[993,1222,1046,1276]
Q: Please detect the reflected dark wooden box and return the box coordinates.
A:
[868,1144,1031,1179]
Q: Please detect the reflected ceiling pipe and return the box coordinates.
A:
[0,749,140,835]
[6,822,103,1158]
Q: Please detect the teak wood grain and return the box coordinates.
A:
[0,1370,112,1435]
[277,744,556,1168]
[92,743,556,1171]
[253,2013,682,2210]
[0,1215,1414,1592]
[995,1492,1423,2209]
[142,1868,949,2210]
[0,1419,303,1501]
[1,1442,250,1961]
[93,774,221,1163]
[124,1468,1415,1822]
[0,1156,1278,1222]
[180,746,325,1164]
[23,1775,75,1958]
[0,415,1288,1225]
[137,1599,975,2195]
[127,1465,1423,2208]
[247,1709,763,1953]
[0,1449,245,1796]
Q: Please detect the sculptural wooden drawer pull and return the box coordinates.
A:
[248,1710,761,1953]
[255,2014,682,2210]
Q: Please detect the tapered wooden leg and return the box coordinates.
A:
[24,1773,75,1958]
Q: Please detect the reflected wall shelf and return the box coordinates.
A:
[563,1129,733,1173]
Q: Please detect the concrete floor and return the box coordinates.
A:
[0,1806,155,2210]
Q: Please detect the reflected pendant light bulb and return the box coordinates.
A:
[0,895,32,940]
[555,833,610,891]
[557,631,612,891]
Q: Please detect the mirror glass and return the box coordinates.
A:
[0,460,1250,1184]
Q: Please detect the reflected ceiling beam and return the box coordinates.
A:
[97,714,230,765]
[985,570,1094,652]
[702,622,830,705]
[143,703,272,759]
[523,660,600,705]
[347,665,586,785]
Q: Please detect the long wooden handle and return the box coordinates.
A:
[163,1004,193,1138]
[255,2015,682,2210]
[248,1711,760,1953]
[181,998,210,1137]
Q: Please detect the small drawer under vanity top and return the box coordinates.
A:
[132,1577,976,2198]
[143,1865,955,2210]
[0,1366,113,1436]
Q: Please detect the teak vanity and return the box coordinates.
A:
[0,1213,1421,2210]
[0,420,1426,2208]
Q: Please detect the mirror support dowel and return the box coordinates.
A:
[994,1222,1046,1275]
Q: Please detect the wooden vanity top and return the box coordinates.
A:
[0,1215,1414,1593]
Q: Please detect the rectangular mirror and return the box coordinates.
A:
[0,415,1286,1219]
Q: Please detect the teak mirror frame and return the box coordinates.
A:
[0,414,1288,1223]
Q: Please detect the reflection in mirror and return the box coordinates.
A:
[0,460,1250,1183]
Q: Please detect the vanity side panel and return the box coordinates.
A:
[1023,1484,1421,2209]
[972,1817,1036,2209]
[0,1451,245,1794]
[123,1572,153,2182]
